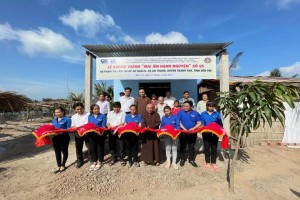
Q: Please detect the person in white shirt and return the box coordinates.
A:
[71,102,90,168]
[157,96,167,119]
[119,87,135,114]
[164,91,176,108]
[106,101,126,166]
[196,93,209,114]
[96,94,110,115]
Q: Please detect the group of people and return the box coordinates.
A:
[50,87,223,174]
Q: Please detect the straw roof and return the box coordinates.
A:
[0,92,30,112]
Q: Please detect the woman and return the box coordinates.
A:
[171,100,181,115]
[52,107,71,173]
[88,104,107,171]
[150,94,158,110]
[196,93,209,114]
[201,101,223,171]
[124,105,142,168]
[161,106,180,170]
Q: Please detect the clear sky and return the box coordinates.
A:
[0,0,299,100]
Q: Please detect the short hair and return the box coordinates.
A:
[174,100,179,104]
[183,100,193,107]
[73,102,84,110]
[206,101,216,107]
[124,87,132,92]
[129,104,137,109]
[55,106,66,115]
[164,106,171,111]
[183,91,189,94]
[113,101,121,108]
[90,104,99,114]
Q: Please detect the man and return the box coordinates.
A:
[71,102,90,168]
[178,100,202,167]
[164,91,176,108]
[96,94,110,115]
[134,89,151,117]
[196,93,209,114]
[179,91,196,109]
[106,102,126,166]
[141,104,161,166]
[157,96,167,119]
[119,87,135,114]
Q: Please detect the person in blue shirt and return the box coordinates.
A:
[178,100,202,167]
[124,104,142,168]
[161,106,180,170]
[52,107,71,174]
[88,104,107,171]
[201,101,223,172]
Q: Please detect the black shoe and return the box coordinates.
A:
[179,159,185,167]
[189,161,198,167]
[76,161,83,168]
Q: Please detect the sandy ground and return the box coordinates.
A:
[0,128,300,200]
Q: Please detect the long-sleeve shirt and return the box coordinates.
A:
[135,96,151,117]
[88,113,107,128]
[201,111,223,127]
[119,96,135,112]
[161,114,180,130]
[142,112,161,129]
[96,100,111,114]
[196,100,208,114]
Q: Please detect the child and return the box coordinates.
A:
[161,106,180,169]
[201,101,223,171]
[124,105,142,168]
[171,100,182,116]
[88,104,107,171]
[52,107,71,173]
[71,102,90,168]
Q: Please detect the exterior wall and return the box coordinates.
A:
[113,79,198,102]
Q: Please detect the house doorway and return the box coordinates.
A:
[139,82,171,98]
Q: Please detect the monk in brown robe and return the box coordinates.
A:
[141,103,162,166]
[134,89,151,117]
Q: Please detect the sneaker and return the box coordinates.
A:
[172,163,179,170]
[133,162,140,167]
[53,167,61,174]
[165,162,170,169]
[60,166,66,172]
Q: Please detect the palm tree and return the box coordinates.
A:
[270,68,282,77]
[229,52,243,72]
[0,91,30,112]
[67,92,84,103]
[93,81,114,102]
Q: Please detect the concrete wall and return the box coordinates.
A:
[113,79,199,102]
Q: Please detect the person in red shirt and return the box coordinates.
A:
[171,100,182,115]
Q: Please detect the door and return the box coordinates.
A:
[139,82,171,98]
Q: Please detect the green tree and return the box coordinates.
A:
[68,92,84,103]
[93,81,114,101]
[218,80,299,192]
[270,68,282,77]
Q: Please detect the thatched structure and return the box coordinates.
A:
[0,92,30,112]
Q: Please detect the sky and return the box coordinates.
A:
[0,0,299,100]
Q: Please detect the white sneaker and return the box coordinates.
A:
[172,163,179,170]
[165,162,170,169]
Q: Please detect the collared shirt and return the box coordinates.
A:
[164,96,176,108]
[119,96,135,112]
[161,114,180,129]
[71,112,89,127]
[96,100,111,114]
[201,111,223,127]
[125,114,142,125]
[88,113,107,128]
[196,100,208,114]
[157,103,167,119]
[107,111,126,126]
[179,97,196,109]
[178,109,202,130]
[53,116,71,129]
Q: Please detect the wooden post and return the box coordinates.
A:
[219,50,230,135]
[85,52,93,112]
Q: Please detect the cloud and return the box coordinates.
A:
[59,8,119,38]
[266,0,300,9]
[145,31,188,44]
[257,62,300,77]
[0,23,81,62]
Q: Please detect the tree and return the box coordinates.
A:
[68,92,84,103]
[217,80,299,192]
[229,52,243,71]
[0,91,30,112]
[93,81,114,101]
[270,68,282,77]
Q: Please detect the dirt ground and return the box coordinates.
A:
[0,128,300,200]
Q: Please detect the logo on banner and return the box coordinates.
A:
[204,57,211,63]
[100,59,108,64]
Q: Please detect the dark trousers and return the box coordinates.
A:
[52,134,70,167]
[179,133,197,161]
[108,131,125,160]
[125,133,139,163]
[75,134,91,162]
[202,132,219,164]
[89,132,105,162]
